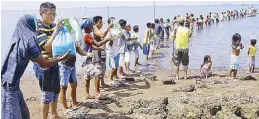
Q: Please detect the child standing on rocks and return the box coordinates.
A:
[229,33,244,79]
[247,39,257,73]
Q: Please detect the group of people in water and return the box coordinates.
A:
[1,2,257,119]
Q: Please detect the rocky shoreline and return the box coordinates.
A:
[20,41,259,119]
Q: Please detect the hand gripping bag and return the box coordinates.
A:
[52,26,76,58]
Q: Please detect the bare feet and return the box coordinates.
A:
[50,115,62,119]
[72,102,82,107]
[175,75,179,80]
[110,77,114,81]
[118,73,128,78]
[85,94,95,99]
[100,84,110,88]
[95,93,107,100]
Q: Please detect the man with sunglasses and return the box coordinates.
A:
[33,2,63,119]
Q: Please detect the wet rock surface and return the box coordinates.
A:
[241,75,258,81]
[22,38,259,119]
[162,79,176,85]
[143,75,157,81]
[167,92,259,119]
[64,91,259,119]
[25,97,37,101]
[196,78,228,84]
[106,80,131,90]
[180,84,196,92]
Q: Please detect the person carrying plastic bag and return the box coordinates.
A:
[63,17,85,50]
[52,25,76,58]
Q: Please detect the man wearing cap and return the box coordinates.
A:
[172,17,192,80]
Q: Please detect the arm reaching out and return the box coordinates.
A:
[93,24,112,38]
[36,49,70,68]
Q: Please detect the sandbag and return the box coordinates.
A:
[52,26,76,58]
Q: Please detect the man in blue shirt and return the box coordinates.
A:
[1,14,69,119]
[154,19,162,49]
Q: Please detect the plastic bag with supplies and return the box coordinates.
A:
[63,17,85,50]
[52,26,76,58]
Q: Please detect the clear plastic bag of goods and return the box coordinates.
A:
[52,26,76,58]
[63,17,85,50]
[109,18,125,39]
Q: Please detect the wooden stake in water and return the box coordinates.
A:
[107,6,110,18]
[153,1,156,22]
[84,7,86,16]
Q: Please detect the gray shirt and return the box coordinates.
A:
[93,26,106,62]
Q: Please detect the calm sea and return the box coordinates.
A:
[1,4,259,72]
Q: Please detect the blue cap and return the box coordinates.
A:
[81,18,93,29]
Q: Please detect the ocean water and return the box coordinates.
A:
[1,5,259,72]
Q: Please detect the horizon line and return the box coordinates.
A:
[2,3,258,12]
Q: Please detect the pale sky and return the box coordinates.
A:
[1,1,259,11]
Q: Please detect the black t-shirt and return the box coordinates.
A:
[62,56,76,67]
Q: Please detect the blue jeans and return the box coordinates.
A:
[1,85,30,119]
[59,63,77,87]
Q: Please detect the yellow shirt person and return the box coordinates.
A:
[143,28,153,44]
[248,46,257,56]
[174,26,191,49]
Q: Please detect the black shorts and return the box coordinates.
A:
[34,63,60,94]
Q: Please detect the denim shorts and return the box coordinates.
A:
[143,44,150,55]
[33,63,60,104]
[1,84,30,119]
[41,91,59,104]
[59,63,77,87]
